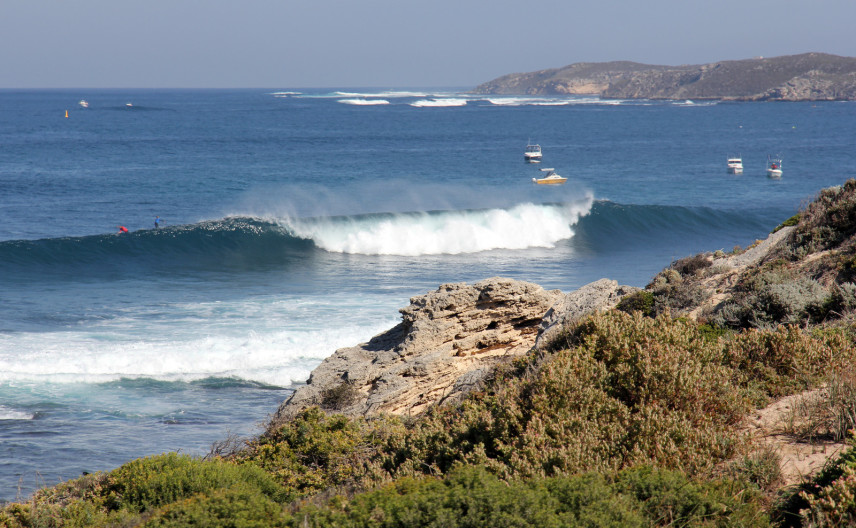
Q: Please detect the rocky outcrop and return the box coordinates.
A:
[269,277,636,427]
[473,53,856,101]
[535,279,640,349]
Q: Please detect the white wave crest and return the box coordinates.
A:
[285,200,592,256]
[410,98,468,107]
[0,405,33,420]
[338,99,390,105]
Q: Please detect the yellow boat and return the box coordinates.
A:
[532,168,567,185]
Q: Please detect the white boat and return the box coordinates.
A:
[726,155,743,174]
[767,155,783,178]
[78,100,89,108]
[532,168,567,185]
[524,142,542,163]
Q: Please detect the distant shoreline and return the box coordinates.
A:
[473,52,856,102]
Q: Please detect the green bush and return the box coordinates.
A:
[0,454,287,528]
[615,290,655,316]
[106,452,286,513]
[142,486,290,528]
[380,312,752,482]
[240,408,407,497]
[296,465,768,528]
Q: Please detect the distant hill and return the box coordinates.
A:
[473,52,856,101]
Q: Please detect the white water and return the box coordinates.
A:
[0,298,399,387]
[284,199,592,256]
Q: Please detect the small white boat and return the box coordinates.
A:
[78,100,89,108]
[532,168,567,185]
[767,155,783,178]
[726,155,743,174]
[524,142,542,163]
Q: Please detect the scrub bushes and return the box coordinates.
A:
[295,465,769,528]
[712,266,830,329]
[0,453,288,528]
[374,311,752,482]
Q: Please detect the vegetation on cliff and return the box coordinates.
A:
[473,53,856,101]
[7,181,856,526]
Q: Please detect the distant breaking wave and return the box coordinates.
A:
[338,98,390,105]
[410,98,468,107]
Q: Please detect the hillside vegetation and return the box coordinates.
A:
[7,182,856,526]
[473,53,856,101]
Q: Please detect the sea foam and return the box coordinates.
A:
[0,309,398,387]
[283,199,592,256]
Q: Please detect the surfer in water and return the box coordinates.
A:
[117,226,129,233]
[154,216,162,229]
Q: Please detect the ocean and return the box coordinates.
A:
[1,89,854,502]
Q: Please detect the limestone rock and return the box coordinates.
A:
[269,277,564,427]
[535,279,640,349]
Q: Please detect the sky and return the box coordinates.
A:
[1,0,855,89]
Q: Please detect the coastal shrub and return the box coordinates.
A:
[106,452,286,513]
[615,290,654,316]
[645,267,710,316]
[142,486,290,528]
[670,253,712,276]
[722,325,856,402]
[239,408,407,497]
[712,266,829,329]
[380,311,752,481]
[774,212,801,232]
[781,180,856,258]
[294,465,768,528]
[0,455,286,528]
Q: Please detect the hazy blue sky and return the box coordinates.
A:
[2,0,854,89]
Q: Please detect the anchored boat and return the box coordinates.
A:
[727,155,743,174]
[524,142,542,163]
[767,155,783,178]
[532,168,567,185]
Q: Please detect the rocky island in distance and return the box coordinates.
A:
[473,52,856,101]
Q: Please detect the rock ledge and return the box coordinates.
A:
[270,277,635,427]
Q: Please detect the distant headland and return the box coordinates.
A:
[473,52,856,101]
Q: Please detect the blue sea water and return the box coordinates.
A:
[1,89,855,501]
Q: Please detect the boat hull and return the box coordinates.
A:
[532,177,567,185]
[767,169,782,179]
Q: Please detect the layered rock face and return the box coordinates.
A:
[270,277,636,427]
